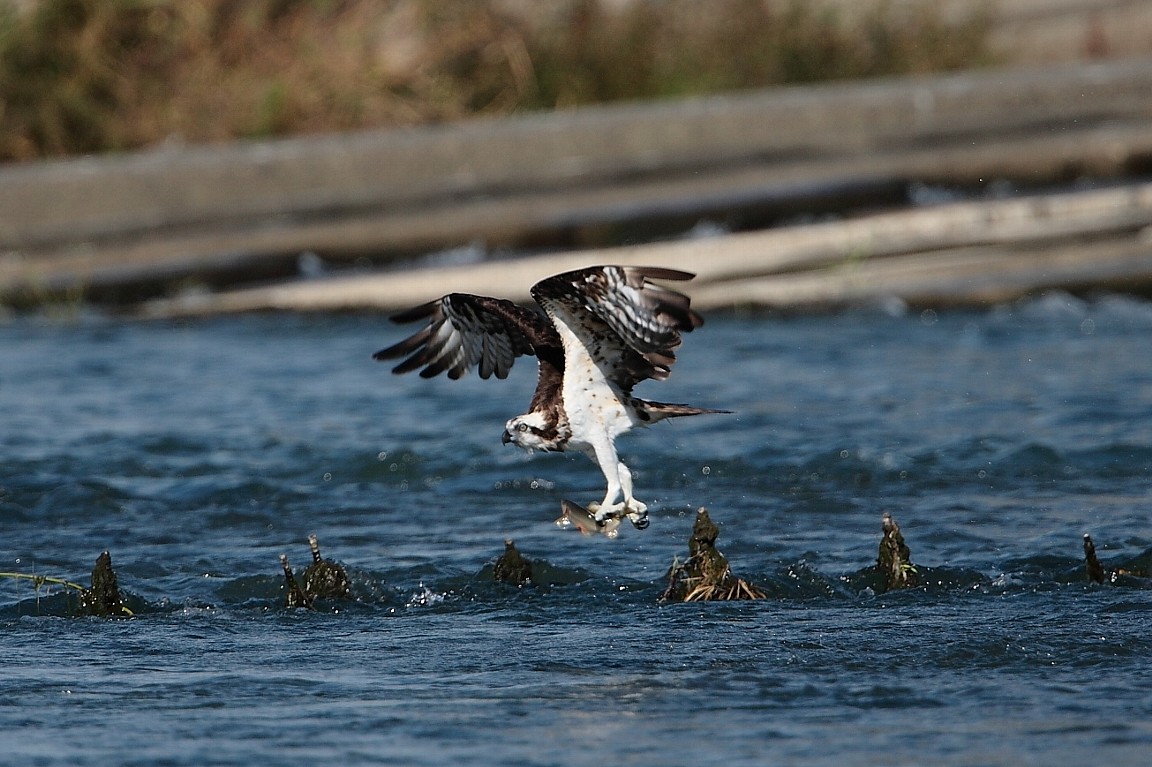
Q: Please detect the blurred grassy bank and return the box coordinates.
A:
[0,0,995,162]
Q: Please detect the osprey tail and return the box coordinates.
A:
[635,399,731,424]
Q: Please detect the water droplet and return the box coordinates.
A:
[701,465,711,475]
[920,309,938,326]
[839,449,849,458]
[377,451,388,461]
[978,469,987,479]
[323,472,332,482]
[1080,318,1095,335]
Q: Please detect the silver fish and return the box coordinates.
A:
[555,499,621,538]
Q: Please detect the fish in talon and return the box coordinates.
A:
[556,499,621,538]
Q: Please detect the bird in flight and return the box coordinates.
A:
[374,265,726,531]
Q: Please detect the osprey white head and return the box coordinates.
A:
[502,412,556,452]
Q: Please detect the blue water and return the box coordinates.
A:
[3,292,1152,766]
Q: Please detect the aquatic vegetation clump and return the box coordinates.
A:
[492,539,534,586]
[279,553,313,609]
[279,534,351,609]
[877,512,918,591]
[302,534,351,600]
[1082,533,1151,587]
[1084,534,1107,584]
[80,550,132,617]
[660,508,767,602]
[0,550,133,617]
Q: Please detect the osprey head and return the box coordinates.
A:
[502,412,556,452]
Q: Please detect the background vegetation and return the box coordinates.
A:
[0,0,993,161]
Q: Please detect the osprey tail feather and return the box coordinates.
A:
[635,399,732,423]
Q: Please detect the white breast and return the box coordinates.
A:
[548,307,640,449]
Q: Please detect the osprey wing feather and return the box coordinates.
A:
[531,266,702,389]
[373,294,549,380]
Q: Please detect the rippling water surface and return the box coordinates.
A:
[3,293,1152,766]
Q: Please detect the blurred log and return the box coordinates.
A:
[689,234,1152,312]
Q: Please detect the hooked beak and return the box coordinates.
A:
[501,429,513,445]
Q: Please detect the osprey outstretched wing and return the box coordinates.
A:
[374,265,726,529]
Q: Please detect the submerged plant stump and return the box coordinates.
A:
[877,513,919,591]
[279,534,351,609]
[1084,534,1107,584]
[493,539,534,586]
[0,550,133,617]
[1082,533,1150,586]
[659,508,766,602]
[279,554,313,609]
[79,551,132,618]
[303,534,351,600]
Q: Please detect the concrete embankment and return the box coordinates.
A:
[138,182,1152,315]
[2,58,1151,313]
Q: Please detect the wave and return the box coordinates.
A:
[8,542,1152,623]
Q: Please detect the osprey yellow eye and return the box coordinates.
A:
[516,423,529,433]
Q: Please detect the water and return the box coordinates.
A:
[3,293,1152,766]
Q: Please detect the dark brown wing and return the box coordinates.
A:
[373,294,556,380]
[530,265,702,389]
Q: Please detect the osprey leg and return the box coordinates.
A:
[588,440,647,525]
[618,464,649,530]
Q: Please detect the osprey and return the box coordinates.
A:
[373,265,726,530]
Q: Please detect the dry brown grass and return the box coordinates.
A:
[0,0,995,161]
